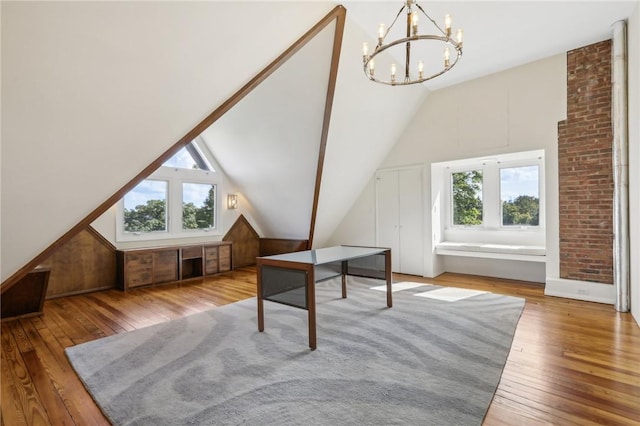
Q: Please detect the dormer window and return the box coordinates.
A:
[116,140,222,242]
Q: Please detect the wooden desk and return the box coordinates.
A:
[256,246,392,349]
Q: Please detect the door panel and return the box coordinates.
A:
[399,168,424,276]
[376,167,424,275]
[376,170,400,271]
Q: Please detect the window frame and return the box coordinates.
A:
[115,141,223,242]
[181,181,217,232]
[121,178,170,235]
[434,149,545,248]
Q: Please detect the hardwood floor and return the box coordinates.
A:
[1,268,639,425]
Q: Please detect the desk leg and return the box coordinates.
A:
[385,250,393,308]
[307,270,317,350]
[341,261,347,298]
[257,265,264,332]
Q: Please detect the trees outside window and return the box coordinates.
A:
[123,180,168,233]
[452,170,483,225]
[500,165,540,226]
[182,183,216,230]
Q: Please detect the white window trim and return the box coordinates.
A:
[116,166,222,242]
[433,149,546,249]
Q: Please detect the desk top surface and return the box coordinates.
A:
[257,245,387,266]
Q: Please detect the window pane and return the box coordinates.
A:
[182,183,216,230]
[123,180,168,232]
[452,170,483,225]
[500,165,539,226]
[163,143,213,171]
[164,147,200,170]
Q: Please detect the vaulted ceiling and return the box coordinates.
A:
[1,1,637,284]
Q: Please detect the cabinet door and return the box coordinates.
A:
[125,253,153,288]
[398,168,424,276]
[376,167,424,275]
[153,250,179,284]
[204,247,219,275]
[219,245,232,272]
[376,170,401,272]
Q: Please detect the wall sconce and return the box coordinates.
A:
[227,193,238,210]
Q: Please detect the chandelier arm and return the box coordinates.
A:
[415,3,447,37]
[383,5,407,41]
[363,35,462,86]
[373,35,460,52]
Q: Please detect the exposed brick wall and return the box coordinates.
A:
[558,40,613,284]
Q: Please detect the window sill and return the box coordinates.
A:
[435,241,546,263]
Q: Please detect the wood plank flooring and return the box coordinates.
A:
[1,268,639,425]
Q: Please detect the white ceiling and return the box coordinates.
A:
[2,1,638,280]
[344,1,637,90]
[197,1,639,247]
[201,21,336,239]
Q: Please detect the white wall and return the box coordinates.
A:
[330,53,567,284]
[313,14,429,248]
[199,23,336,240]
[628,3,640,325]
[1,1,334,281]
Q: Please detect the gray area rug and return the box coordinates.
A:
[66,278,524,425]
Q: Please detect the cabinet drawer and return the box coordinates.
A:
[154,250,179,283]
[219,245,231,272]
[181,246,202,259]
[125,253,153,288]
[204,247,219,275]
[117,242,232,290]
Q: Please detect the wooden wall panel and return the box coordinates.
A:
[39,227,117,298]
[224,215,259,267]
[259,238,308,257]
[0,267,50,320]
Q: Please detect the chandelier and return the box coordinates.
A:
[362,0,463,86]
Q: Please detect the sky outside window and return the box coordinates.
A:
[124,180,167,210]
[500,166,539,201]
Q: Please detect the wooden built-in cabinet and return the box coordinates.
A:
[116,242,232,290]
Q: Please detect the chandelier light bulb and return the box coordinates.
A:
[444,47,450,67]
[368,59,375,77]
[362,42,369,57]
[445,14,452,37]
[418,60,424,78]
[391,63,397,83]
[456,29,464,46]
[378,23,386,43]
[411,12,419,35]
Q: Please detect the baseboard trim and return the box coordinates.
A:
[545,277,615,304]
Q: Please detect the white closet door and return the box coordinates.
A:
[398,168,424,276]
[376,167,424,275]
[376,170,400,271]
